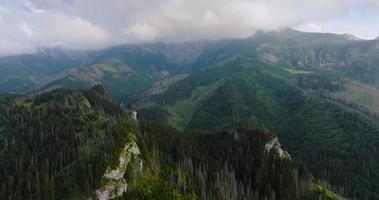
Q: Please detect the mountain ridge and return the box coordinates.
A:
[2,29,379,199]
[3,28,379,94]
[0,86,342,199]
[136,55,379,199]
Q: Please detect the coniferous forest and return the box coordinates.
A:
[0,86,131,199]
[1,25,379,200]
[0,86,342,200]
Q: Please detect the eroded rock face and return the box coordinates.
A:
[265,137,290,159]
[94,134,142,200]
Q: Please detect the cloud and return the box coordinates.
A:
[0,40,35,56]
[19,22,35,38]
[297,23,324,32]
[0,0,379,55]
[123,23,157,41]
[24,1,45,14]
[104,0,354,41]
[39,14,111,47]
[0,0,111,56]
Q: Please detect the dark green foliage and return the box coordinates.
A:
[93,45,171,73]
[139,105,170,124]
[0,87,343,200]
[156,57,246,104]
[138,55,379,199]
[0,86,131,199]
[129,121,338,200]
[2,29,379,199]
[186,63,297,131]
[122,172,196,200]
[281,98,379,199]
[296,74,344,92]
[38,77,93,92]
[82,85,124,116]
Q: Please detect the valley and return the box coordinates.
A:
[1,29,379,199]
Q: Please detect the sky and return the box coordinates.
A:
[0,0,379,56]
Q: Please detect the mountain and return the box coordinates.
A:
[3,29,379,101]
[34,30,379,96]
[37,58,155,99]
[342,33,362,41]
[128,121,342,200]
[0,86,134,199]
[0,47,95,93]
[254,30,379,89]
[2,29,379,199]
[0,87,340,199]
[137,55,379,199]
[0,42,210,97]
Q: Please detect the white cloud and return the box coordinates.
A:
[39,14,111,47]
[19,22,34,38]
[0,1,111,56]
[24,1,45,14]
[123,23,157,41]
[0,0,379,55]
[297,23,324,32]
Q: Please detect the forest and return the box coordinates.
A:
[121,121,341,200]
[0,86,132,199]
[0,86,341,199]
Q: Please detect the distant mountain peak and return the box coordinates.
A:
[342,33,362,41]
[279,27,303,34]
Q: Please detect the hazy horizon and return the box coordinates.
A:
[1,0,379,56]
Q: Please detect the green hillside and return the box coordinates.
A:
[137,55,379,199]
[0,47,93,93]
[1,29,379,199]
[2,29,379,102]
[138,55,299,130]
[0,87,341,199]
[124,121,342,200]
[0,86,133,199]
[39,59,155,100]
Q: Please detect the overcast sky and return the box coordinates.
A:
[0,0,379,56]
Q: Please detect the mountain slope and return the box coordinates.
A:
[38,58,155,99]
[0,42,210,95]
[0,86,136,199]
[3,29,379,102]
[138,56,299,130]
[0,47,94,93]
[125,121,342,200]
[137,55,379,199]
[2,29,379,199]
[38,29,379,102]
[0,87,341,199]
[254,29,379,88]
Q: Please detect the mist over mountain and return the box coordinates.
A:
[1,0,379,56]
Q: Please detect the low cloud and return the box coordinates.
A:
[123,23,157,41]
[0,0,379,56]
[0,0,111,56]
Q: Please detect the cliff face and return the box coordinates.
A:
[264,137,290,159]
[95,133,143,200]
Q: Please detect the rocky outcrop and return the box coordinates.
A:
[265,137,290,159]
[94,133,142,200]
